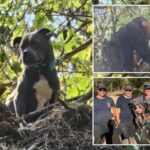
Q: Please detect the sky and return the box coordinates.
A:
[99,0,112,4]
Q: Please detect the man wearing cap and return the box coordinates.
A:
[94,83,115,144]
[131,82,150,143]
[116,84,136,144]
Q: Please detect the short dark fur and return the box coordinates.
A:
[105,17,150,72]
[6,28,59,117]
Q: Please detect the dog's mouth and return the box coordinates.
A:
[23,55,44,67]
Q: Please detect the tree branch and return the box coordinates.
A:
[58,38,92,63]
[19,89,92,123]
[76,89,92,102]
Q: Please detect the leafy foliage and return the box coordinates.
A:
[0,0,92,102]
[94,78,150,92]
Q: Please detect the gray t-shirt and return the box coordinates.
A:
[116,95,135,123]
[94,96,115,124]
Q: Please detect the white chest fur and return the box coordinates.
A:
[33,75,52,110]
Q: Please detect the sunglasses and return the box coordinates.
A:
[98,88,106,91]
[125,90,132,92]
[144,88,150,90]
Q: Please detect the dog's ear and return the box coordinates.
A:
[37,28,52,39]
[13,37,22,48]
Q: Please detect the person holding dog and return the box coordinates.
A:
[134,83,150,115]
[131,82,150,143]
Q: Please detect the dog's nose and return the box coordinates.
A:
[23,50,31,57]
[23,50,34,63]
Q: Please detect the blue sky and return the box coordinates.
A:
[99,0,112,4]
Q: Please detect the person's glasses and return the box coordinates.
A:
[98,88,106,92]
[125,90,132,92]
[145,88,150,90]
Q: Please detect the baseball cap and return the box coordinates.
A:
[97,83,106,90]
[124,84,133,91]
[144,82,150,89]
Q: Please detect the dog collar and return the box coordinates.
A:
[49,58,57,71]
[28,58,57,71]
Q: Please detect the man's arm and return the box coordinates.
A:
[111,107,121,125]
[115,98,121,124]
[111,98,120,125]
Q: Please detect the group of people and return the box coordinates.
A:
[94,82,150,144]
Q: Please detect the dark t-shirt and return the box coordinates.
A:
[116,95,135,123]
[94,96,115,124]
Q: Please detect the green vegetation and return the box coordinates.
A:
[0,0,92,102]
[94,78,150,92]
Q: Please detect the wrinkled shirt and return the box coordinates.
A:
[116,95,135,123]
[94,96,115,124]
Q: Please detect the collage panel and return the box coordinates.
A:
[93,77,150,145]
[1,0,150,149]
[93,5,150,73]
[92,0,150,5]
[0,0,93,149]
[92,0,150,149]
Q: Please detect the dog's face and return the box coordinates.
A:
[13,28,53,67]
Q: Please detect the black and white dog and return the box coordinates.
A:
[6,28,60,117]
